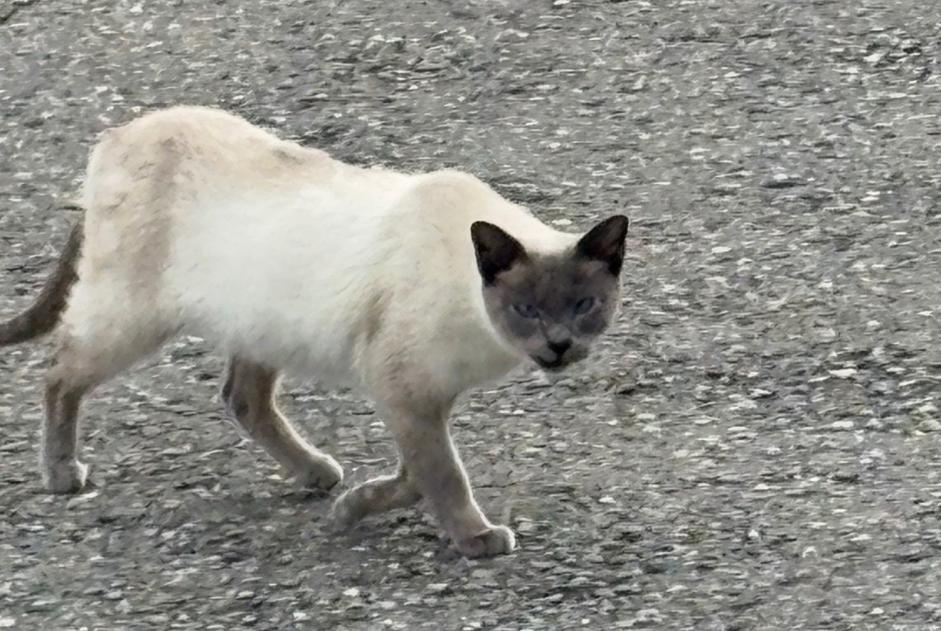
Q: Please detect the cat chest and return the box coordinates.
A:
[431,332,521,394]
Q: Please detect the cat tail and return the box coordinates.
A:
[0,209,84,346]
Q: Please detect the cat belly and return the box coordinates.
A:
[172,293,361,385]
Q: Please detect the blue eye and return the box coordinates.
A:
[513,303,539,319]
[574,297,596,315]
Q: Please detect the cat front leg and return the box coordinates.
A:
[379,397,516,558]
[328,464,420,529]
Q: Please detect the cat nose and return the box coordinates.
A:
[547,339,572,357]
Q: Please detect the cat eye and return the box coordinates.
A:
[574,297,596,315]
[513,303,540,319]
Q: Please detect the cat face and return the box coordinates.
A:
[471,215,628,372]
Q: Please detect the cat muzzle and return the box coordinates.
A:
[534,355,568,371]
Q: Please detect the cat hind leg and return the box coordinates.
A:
[43,313,169,493]
[222,357,343,491]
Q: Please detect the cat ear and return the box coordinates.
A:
[470,221,528,285]
[576,215,629,275]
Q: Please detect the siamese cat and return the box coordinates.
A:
[0,107,628,558]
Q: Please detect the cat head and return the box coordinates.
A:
[471,215,628,372]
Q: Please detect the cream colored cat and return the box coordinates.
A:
[0,107,628,558]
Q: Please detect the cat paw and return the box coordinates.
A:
[326,491,361,533]
[290,455,343,492]
[43,460,89,494]
[456,524,517,558]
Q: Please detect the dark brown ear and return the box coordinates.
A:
[471,221,527,285]
[576,215,629,275]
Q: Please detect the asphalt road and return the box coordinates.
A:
[1,1,940,629]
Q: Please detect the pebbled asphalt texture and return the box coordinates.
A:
[1,0,940,629]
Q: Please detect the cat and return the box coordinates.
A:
[0,106,628,558]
